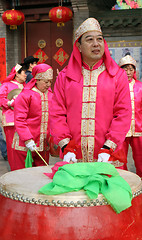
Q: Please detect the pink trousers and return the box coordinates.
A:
[122,136,142,177]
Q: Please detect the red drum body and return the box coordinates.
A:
[0,166,141,240]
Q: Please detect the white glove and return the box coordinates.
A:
[26,140,37,152]
[98,152,112,163]
[7,99,14,107]
[63,152,77,163]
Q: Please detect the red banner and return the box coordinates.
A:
[0,38,6,82]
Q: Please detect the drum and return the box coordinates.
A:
[0,166,141,240]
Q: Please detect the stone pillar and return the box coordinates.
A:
[71,0,89,40]
[0,0,21,75]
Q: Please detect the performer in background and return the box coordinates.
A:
[24,56,39,84]
[12,64,53,170]
[50,18,132,164]
[0,64,26,170]
[119,55,142,177]
[0,126,7,161]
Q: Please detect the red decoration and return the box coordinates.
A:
[2,9,25,29]
[33,49,48,63]
[53,48,69,66]
[49,6,73,26]
[0,38,6,82]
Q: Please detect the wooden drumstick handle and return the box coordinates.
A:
[34,149,48,166]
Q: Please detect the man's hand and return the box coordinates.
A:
[25,140,37,152]
[63,152,77,163]
[98,148,112,163]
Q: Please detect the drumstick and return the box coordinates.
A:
[34,149,48,166]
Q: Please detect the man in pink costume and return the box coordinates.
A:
[0,64,26,170]
[12,63,53,170]
[119,55,142,177]
[50,18,132,163]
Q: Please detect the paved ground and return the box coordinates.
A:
[0,146,136,177]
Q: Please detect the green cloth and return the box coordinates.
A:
[25,149,34,168]
[38,162,132,213]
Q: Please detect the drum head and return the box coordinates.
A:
[0,166,141,207]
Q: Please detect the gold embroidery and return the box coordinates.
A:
[2,114,14,127]
[11,81,24,89]
[104,140,117,151]
[58,138,70,148]
[81,63,105,162]
[35,68,53,80]
[126,78,138,137]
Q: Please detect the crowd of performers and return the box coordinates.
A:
[0,18,141,178]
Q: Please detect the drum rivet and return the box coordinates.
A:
[45,200,49,205]
[38,199,42,203]
[70,201,74,205]
[77,201,81,205]
[83,200,87,204]
[93,202,96,206]
[32,198,35,202]
[96,199,99,203]
[63,201,67,205]
[74,203,77,207]
[99,201,102,205]
[57,200,61,204]
[67,203,71,207]
[87,202,90,206]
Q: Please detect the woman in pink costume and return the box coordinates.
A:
[0,64,26,170]
[119,55,142,177]
[50,18,132,165]
[12,63,53,170]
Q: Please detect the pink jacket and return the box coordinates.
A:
[12,87,53,151]
[50,62,132,160]
[127,78,142,137]
[0,80,25,126]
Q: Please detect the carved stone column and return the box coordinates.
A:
[71,0,89,40]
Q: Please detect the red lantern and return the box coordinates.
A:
[2,9,25,30]
[49,6,73,27]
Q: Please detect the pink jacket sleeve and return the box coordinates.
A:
[50,71,72,145]
[14,91,34,142]
[105,69,132,146]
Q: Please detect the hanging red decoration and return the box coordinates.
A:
[2,9,25,30]
[49,6,73,27]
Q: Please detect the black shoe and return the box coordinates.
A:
[3,156,8,161]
